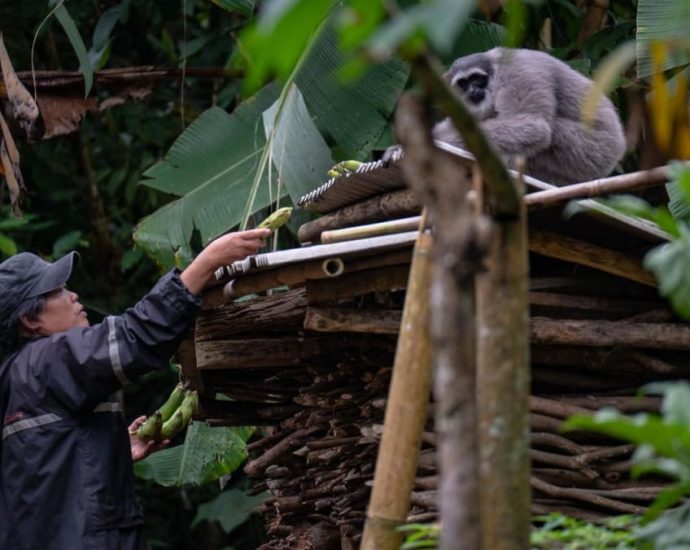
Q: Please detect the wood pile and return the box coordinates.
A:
[190,243,690,548]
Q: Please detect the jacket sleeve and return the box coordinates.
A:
[22,270,202,413]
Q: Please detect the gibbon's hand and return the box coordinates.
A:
[128,416,170,462]
[180,228,270,295]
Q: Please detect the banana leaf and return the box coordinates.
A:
[134,17,408,270]
[133,423,253,487]
[49,1,93,97]
[636,0,690,78]
[211,0,255,17]
[192,488,268,533]
[133,84,280,269]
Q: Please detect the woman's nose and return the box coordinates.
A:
[69,290,79,302]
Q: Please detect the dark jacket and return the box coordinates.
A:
[0,270,202,550]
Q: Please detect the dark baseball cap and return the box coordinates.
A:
[0,252,79,318]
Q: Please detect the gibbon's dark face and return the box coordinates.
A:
[454,70,488,105]
[447,54,495,120]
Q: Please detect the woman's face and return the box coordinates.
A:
[23,287,90,335]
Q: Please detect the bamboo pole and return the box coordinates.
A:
[320,216,422,244]
[361,218,433,550]
[476,173,531,550]
[297,189,421,243]
[203,248,412,306]
[525,164,685,210]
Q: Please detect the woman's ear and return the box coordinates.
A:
[19,315,42,336]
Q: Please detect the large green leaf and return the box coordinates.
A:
[239,0,335,94]
[261,83,334,202]
[644,226,690,320]
[563,409,690,460]
[666,162,690,223]
[447,20,506,61]
[636,0,690,78]
[135,16,409,269]
[601,195,679,238]
[368,0,475,58]
[211,0,255,17]
[50,1,93,97]
[133,84,280,267]
[133,423,253,487]
[636,500,690,550]
[295,23,410,158]
[192,488,268,533]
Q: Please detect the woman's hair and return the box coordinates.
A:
[0,295,45,359]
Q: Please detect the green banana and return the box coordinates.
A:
[327,160,363,178]
[140,387,200,442]
[160,408,185,440]
[136,411,163,441]
[342,160,363,171]
[179,390,199,425]
[158,383,186,422]
[258,207,293,232]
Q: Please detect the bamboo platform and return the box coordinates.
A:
[184,148,685,549]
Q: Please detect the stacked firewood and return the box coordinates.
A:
[193,263,690,549]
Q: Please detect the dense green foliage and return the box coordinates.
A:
[399,515,639,549]
[565,382,690,550]
[3,0,690,548]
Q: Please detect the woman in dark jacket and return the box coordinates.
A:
[0,228,269,550]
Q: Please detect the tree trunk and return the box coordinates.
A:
[476,176,531,550]
[396,93,482,550]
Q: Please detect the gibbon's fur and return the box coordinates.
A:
[433,48,627,185]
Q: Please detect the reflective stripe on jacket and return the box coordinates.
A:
[0,270,202,550]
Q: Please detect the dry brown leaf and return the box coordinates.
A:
[0,139,22,217]
[0,33,43,141]
[0,109,25,216]
[0,108,21,166]
[36,95,98,139]
[1,66,222,140]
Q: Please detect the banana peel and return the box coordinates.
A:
[258,207,293,232]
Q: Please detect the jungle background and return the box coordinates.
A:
[0,0,686,548]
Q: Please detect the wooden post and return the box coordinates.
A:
[395,93,483,550]
[476,174,531,549]
[361,220,433,550]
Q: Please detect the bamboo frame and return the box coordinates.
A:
[361,218,433,550]
[525,164,685,210]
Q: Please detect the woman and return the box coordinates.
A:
[0,228,269,550]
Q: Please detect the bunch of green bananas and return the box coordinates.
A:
[258,206,293,232]
[327,159,363,178]
[136,384,199,442]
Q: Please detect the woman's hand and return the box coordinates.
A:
[128,416,170,462]
[180,228,270,295]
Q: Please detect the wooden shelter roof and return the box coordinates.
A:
[297,142,670,243]
[208,144,670,300]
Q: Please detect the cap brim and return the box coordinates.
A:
[27,251,79,298]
